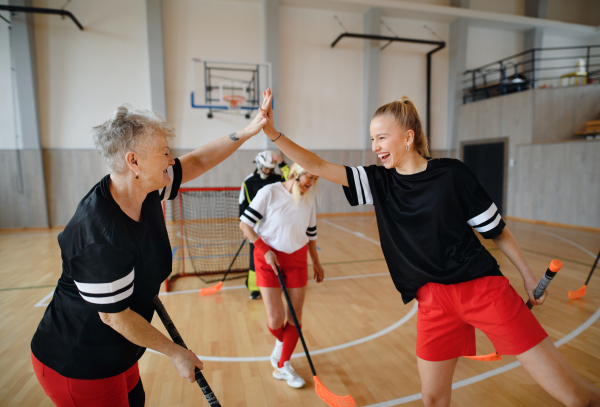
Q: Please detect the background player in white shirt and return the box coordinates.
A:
[239,163,324,389]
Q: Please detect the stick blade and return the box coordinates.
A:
[199,281,223,296]
[464,352,502,362]
[568,285,586,300]
[314,376,355,407]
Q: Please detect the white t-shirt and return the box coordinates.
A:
[240,182,317,254]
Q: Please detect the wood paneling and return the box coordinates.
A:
[533,84,600,144]
[514,139,600,228]
[0,149,49,228]
[39,148,376,227]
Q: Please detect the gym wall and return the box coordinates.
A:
[0,0,598,227]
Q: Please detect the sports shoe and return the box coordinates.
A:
[250,291,261,300]
[270,339,283,368]
[273,361,305,388]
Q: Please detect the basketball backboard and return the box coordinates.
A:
[191,59,272,119]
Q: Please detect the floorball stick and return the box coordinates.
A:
[151,296,221,406]
[275,266,355,407]
[568,248,599,300]
[526,259,563,309]
[199,238,247,296]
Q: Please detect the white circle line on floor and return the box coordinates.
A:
[146,301,418,362]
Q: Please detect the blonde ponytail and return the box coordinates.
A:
[372,96,429,158]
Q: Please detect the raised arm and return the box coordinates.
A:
[178,110,267,184]
[260,89,348,187]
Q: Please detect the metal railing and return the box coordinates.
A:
[463,45,600,104]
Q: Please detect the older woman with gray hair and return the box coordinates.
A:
[30,105,267,407]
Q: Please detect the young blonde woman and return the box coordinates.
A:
[257,88,600,407]
[239,163,324,388]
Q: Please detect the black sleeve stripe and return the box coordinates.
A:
[477,218,506,239]
[306,226,317,232]
[342,166,360,206]
[79,282,133,298]
[160,158,183,201]
[467,203,497,227]
[80,285,134,305]
[472,210,500,229]
[241,212,257,224]
[74,269,134,295]
[306,232,317,237]
[246,206,263,220]
[168,158,182,200]
[474,213,502,234]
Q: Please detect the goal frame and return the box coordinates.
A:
[162,187,247,292]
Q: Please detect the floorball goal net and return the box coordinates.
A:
[163,187,249,291]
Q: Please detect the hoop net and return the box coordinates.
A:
[223,94,246,109]
[163,188,249,290]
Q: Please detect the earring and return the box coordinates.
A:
[406,144,411,152]
[135,172,139,179]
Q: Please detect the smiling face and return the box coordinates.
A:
[296,173,319,195]
[135,133,175,190]
[370,114,413,169]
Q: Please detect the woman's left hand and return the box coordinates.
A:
[237,108,268,139]
[313,262,324,283]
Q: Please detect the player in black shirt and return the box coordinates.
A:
[239,150,289,299]
[256,88,600,407]
[30,105,268,406]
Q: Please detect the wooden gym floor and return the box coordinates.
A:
[1,216,599,406]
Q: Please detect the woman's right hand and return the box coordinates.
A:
[264,249,280,274]
[170,346,204,383]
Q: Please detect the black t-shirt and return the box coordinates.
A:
[31,159,182,379]
[238,161,289,217]
[343,158,505,304]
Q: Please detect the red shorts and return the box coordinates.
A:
[31,351,142,407]
[255,245,308,288]
[415,276,548,361]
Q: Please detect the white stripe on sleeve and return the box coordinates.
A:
[243,210,259,222]
[80,285,134,305]
[474,214,502,233]
[161,166,174,201]
[74,269,134,295]
[467,203,497,226]
[356,167,373,205]
[351,167,364,205]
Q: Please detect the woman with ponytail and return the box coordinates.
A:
[256,88,600,407]
[239,163,324,389]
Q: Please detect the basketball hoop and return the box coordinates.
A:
[223,94,246,109]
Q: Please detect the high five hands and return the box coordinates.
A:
[259,88,278,140]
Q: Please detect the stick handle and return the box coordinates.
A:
[275,266,317,377]
[584,248,600,286]
[221,238,246,283]
[526,259,563,310]
[151,296,221,407]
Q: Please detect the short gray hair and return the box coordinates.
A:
[92,105,175,173]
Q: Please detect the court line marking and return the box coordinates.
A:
[34,290,55,308]
[321,220,381,245]
[363,229,600,407]
[0,232,60,238]
[33,272,391,305]
[364,306,600,407]
[146,301,418,362]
